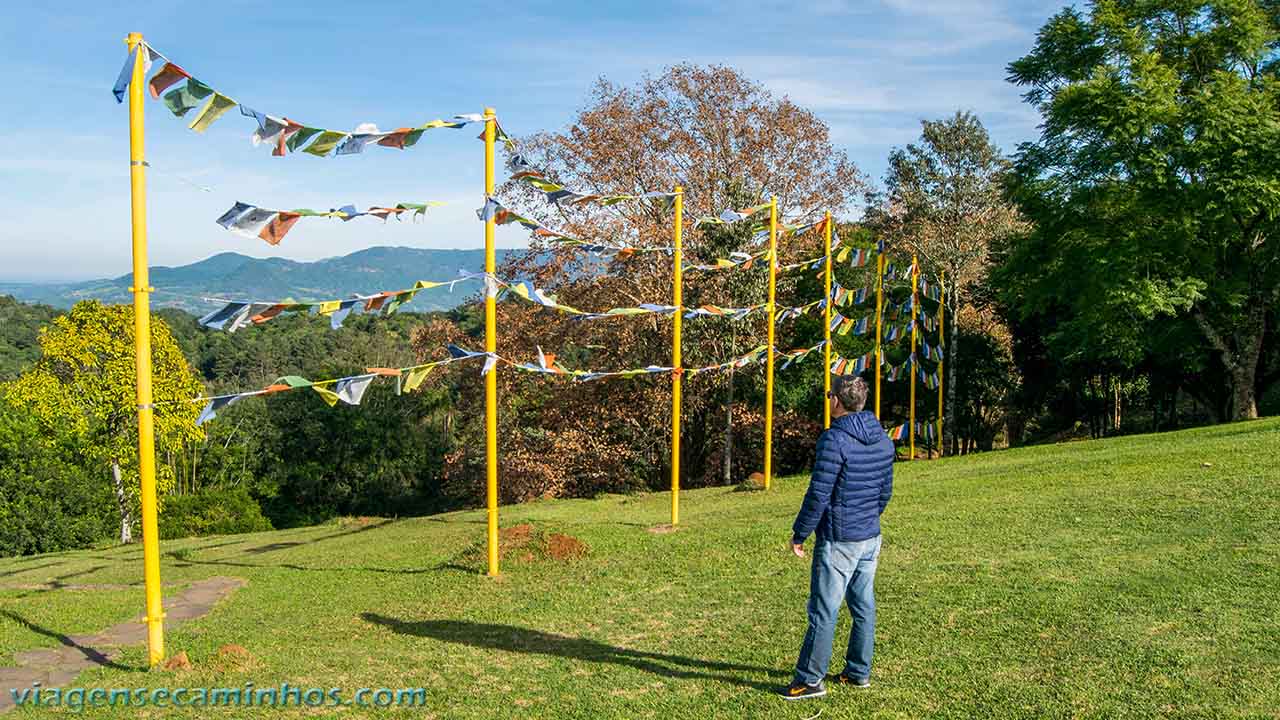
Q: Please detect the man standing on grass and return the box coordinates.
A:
[780,375,894,700]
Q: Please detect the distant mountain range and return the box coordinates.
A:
[0,247,517,315]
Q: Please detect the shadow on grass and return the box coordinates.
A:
[360,615,783,691]
[0,561,64,580]
[0,610,138,672]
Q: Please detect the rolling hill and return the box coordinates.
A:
[0,247,516,315]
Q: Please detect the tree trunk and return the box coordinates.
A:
[112,462,133,544]
[1194,304,1265,421]
[1113,376,1121,432]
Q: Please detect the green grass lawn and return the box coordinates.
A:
[1,419,1278,718]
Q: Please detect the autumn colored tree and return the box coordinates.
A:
[414,65,864,501]
[4,301,203,543]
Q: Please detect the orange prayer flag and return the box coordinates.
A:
[376,128,414,149]
[148,63,191,99]
[259,212,302,246]
[365,367,402,377]
[250,304,288,324]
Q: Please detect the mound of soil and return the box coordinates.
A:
[463,524,589,568]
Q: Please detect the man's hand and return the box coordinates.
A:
[791,542,805,558]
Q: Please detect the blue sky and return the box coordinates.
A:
[0,0,1066,281]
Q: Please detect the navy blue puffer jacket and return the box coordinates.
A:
[791,410,895,545]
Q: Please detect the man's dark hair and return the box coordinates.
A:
[832,375,868,412]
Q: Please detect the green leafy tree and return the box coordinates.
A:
[866,111,1025,451]
[1007,0,1280,420]
[0,400,115,555]
[4,301,203,543]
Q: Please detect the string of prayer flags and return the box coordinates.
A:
[829,351,877,376]
[779,341,827,370]
[115,42,488,157]
[478,198,672,257]
[564,365,674,383]
[686,345,770,377]
[918,366,941,390]
[776,298,823,323]
[112,43,162,102]
[849,248,875,268]
[447,344,499,376]
[919,339,945,361]
[506,153,679,208]
[216,201,444,245]
[778,253,828,274]
[887,423,909,441]
[197,273,485,332]
[196,392,251,425]
[192,348,495,424]
[918,278,943,302]
[312,374,377,407]
[883,322,911,343]
[682,249,769,273]
[685,303,764,320]
[830,313,872,337]
[884,354,916,382]
[694,202,772,228]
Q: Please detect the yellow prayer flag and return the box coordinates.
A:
[188,93,237,133]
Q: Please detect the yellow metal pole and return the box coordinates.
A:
[822,211,833,429]
[938,271,945,458]
[670,187,683,526]
[763,196,778,490]
[125,32,165,667]
[483,108,499,577]
[909,255,919,461]
[874,250,884,418]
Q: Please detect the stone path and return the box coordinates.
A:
[0,576,246,713]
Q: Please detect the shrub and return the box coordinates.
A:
[159,486,273,540]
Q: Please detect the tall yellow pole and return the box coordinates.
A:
[670,187,683,526]
[874,250,884,418]
[763,196,777,490]
[937,271,945,458]
[822,211,833,429]
[125,32,165,667]
[483,108,499,577]
[909,255,919,461]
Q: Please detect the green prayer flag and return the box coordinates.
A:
[275,375,311,388]
[401,129,426,147]
[162,78,213,117]
[188,92,237,133]
[302,131,347,157]
[286,127,323,152]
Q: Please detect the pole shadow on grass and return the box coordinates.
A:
[360,615,783,691]
[0,610,137,672]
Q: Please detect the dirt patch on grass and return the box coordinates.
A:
[460,524,588,569]
[546,533,588,560]
[162,651,192,672]
[647,524,680,534]
[209,643,256,673]
[734,472,767,492]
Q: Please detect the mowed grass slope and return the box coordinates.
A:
[1,419,1277,719]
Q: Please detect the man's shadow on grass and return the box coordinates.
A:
[360,614,783,691]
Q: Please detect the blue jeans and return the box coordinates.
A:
[793,534,882,685]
